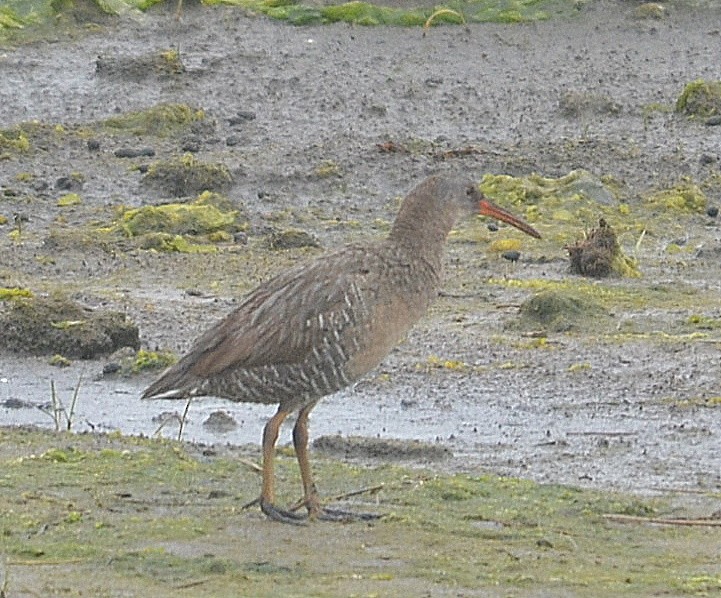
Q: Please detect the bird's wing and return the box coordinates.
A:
[144,245,379,399]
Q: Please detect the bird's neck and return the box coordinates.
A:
[388,200,457,264]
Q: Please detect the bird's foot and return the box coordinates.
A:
[293,494,383,522]
[243,496,309,525]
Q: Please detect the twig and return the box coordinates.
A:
[238,458,262,473]
[50,380,62,432]
[173,578,211,590]
[327,483,384,502]
[153,413,182,437]
[7,558,85,566]
[603,513,721,527]
[43,374,83,431]
[290,484,385,512]
[423,8,465,36]
[66,372,83,431]
[177,396,192,442]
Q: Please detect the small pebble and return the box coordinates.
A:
[487,222,499,232]
[707,206,718,218]
[103,362,121,375]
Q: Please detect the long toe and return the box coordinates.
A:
[315,506,384,522]
[260,498,309,525]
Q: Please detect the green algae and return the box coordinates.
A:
[0,287,33,300]
[487,276,708,315]
[207,0,575,26]
[0,426,718,596]
[480,169,617,216]
[102,104,204,137]
[476,171,719,278]
[0,127,31,157]
[107,191,247,253]
[136,232,220,253]
[141,153,233,197]
[57,192,82,207]
[676,79,721,117]
[644,178,707,213]
[0,0,583,37]
[120,202,236,238]
[132,348,178,373]
[514,288,611,333]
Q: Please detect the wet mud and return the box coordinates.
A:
[2,0,721,501]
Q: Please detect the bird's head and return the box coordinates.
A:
[393,175,541,242]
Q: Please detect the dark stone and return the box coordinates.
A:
[114,147,156,158]
[180,136,201,153]
[55,176,83,191]
[228,111,256,126]
[103,362,122,375]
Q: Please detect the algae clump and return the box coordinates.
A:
[0,287,34,301]
[141,153,233,197]
[57,192,82,207]
[121,202,235,238]
[513,289,611,333]
[676,79,721,117]
[132,349,177,373]
[113,192,246,253]
[0,128,31,156]
[644,179,707,213]
[103,103,204,137]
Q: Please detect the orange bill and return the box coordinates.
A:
[479,199,541,239]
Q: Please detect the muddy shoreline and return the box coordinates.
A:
[2,0,721,500]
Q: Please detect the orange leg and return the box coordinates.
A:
[292,402,382,522]
[293,401,322,516]
[259,407,305,524]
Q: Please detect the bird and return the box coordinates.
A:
[142,175,541,524]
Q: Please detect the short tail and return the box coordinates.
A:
[141,366,201,400]
[141,386,189,400]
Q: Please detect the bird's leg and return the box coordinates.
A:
[293,402,383,523]
[259,407,307,524]
[292,401,323,516]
